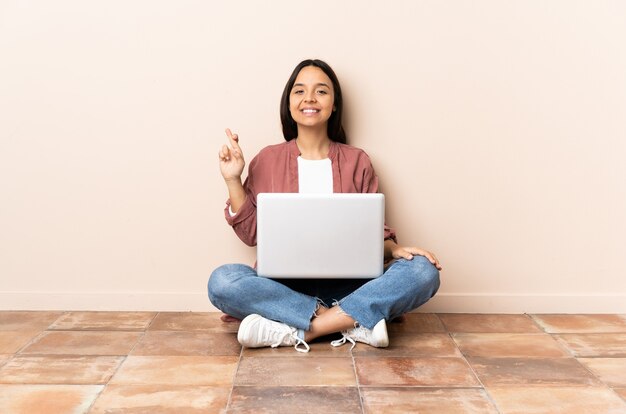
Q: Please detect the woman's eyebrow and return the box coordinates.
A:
[293,82,331,88]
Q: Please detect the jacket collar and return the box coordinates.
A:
[287,139,338,160]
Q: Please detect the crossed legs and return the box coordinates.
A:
[208,256,440,343]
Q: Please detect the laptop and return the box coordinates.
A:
[256,193,385,278]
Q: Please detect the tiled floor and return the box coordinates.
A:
[1,312,626,413]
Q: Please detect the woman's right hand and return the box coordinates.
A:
[219,128,245,182]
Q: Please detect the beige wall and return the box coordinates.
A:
[1,1,625,312]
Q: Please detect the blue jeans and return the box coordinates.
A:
[208,256,440,330]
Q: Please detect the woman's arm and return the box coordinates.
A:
[219,128,258,246]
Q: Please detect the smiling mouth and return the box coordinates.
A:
[301,108,320,114]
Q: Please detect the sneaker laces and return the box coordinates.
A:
[331,323,371,350]
[293,337,311,353]
[269,326,310,353]
[330,333,357,350]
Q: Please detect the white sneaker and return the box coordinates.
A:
[237,314,310,353]
[331,319,389,350]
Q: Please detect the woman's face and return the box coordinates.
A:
[289,66,335,132]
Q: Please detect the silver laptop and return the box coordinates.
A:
[256,193,385,278]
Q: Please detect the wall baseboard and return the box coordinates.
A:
[1,291,625,313]
[0,292,215,312]
[418,293,626,314]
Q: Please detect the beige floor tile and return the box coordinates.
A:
[487,386,626,414]
[89,385,230,414]
[355,357,479,387]
[361,387,499,414]
[241,341,350,357]
[229,386,361,413]
[439,314,542,333]
[20,331,142,356]
[0,355,123,384]
[0,331,41,354]
[387,313,446,334]
[110,356,238,386]
[532,314,626,333]
[469,357,600,386]
[352,333,461,357]
[578,358,626,387]
[453,333,569,358]
[131,331,240,356]
[149,312,239,333]
[0,311,63,331]
[554,334,626,357]
[0,384,103,414]
[235,356,356,386]
[49,311,156,331]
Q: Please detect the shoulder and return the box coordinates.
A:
[334,142,374,166]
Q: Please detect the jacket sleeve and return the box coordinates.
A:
[223,156,259,247]
[360,154,398,243]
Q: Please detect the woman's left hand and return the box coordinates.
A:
[392,246,442,270]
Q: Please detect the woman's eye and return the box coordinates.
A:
[293,90,304,94]
[317,90,327,95]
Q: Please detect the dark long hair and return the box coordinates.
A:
[279,59,347,144]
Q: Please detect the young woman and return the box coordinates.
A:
[209,59,441,353]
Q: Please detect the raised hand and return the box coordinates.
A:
[219,128,245,182]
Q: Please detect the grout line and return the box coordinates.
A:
[145,311,160,331]
[47,310,69,330]
[600,382,626,398]
[447,331,503,414]
[611,387,626,404]
[224,340,244,412]
[12,331,51,356]
[351,347,366,414]
[433,312,447,332]
[549,333,579,358]
[526,313,551,333]
[7,311,71,356]
[83,314,152,413]
[574,356,619,389]
[0,354,11,370]
[572,357,626,409]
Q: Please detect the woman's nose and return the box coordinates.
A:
[304,91,316,102]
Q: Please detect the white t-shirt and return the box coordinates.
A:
[296,156,333,194]
[228,156,333,216]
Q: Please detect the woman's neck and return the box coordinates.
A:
[295,129,331,160]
